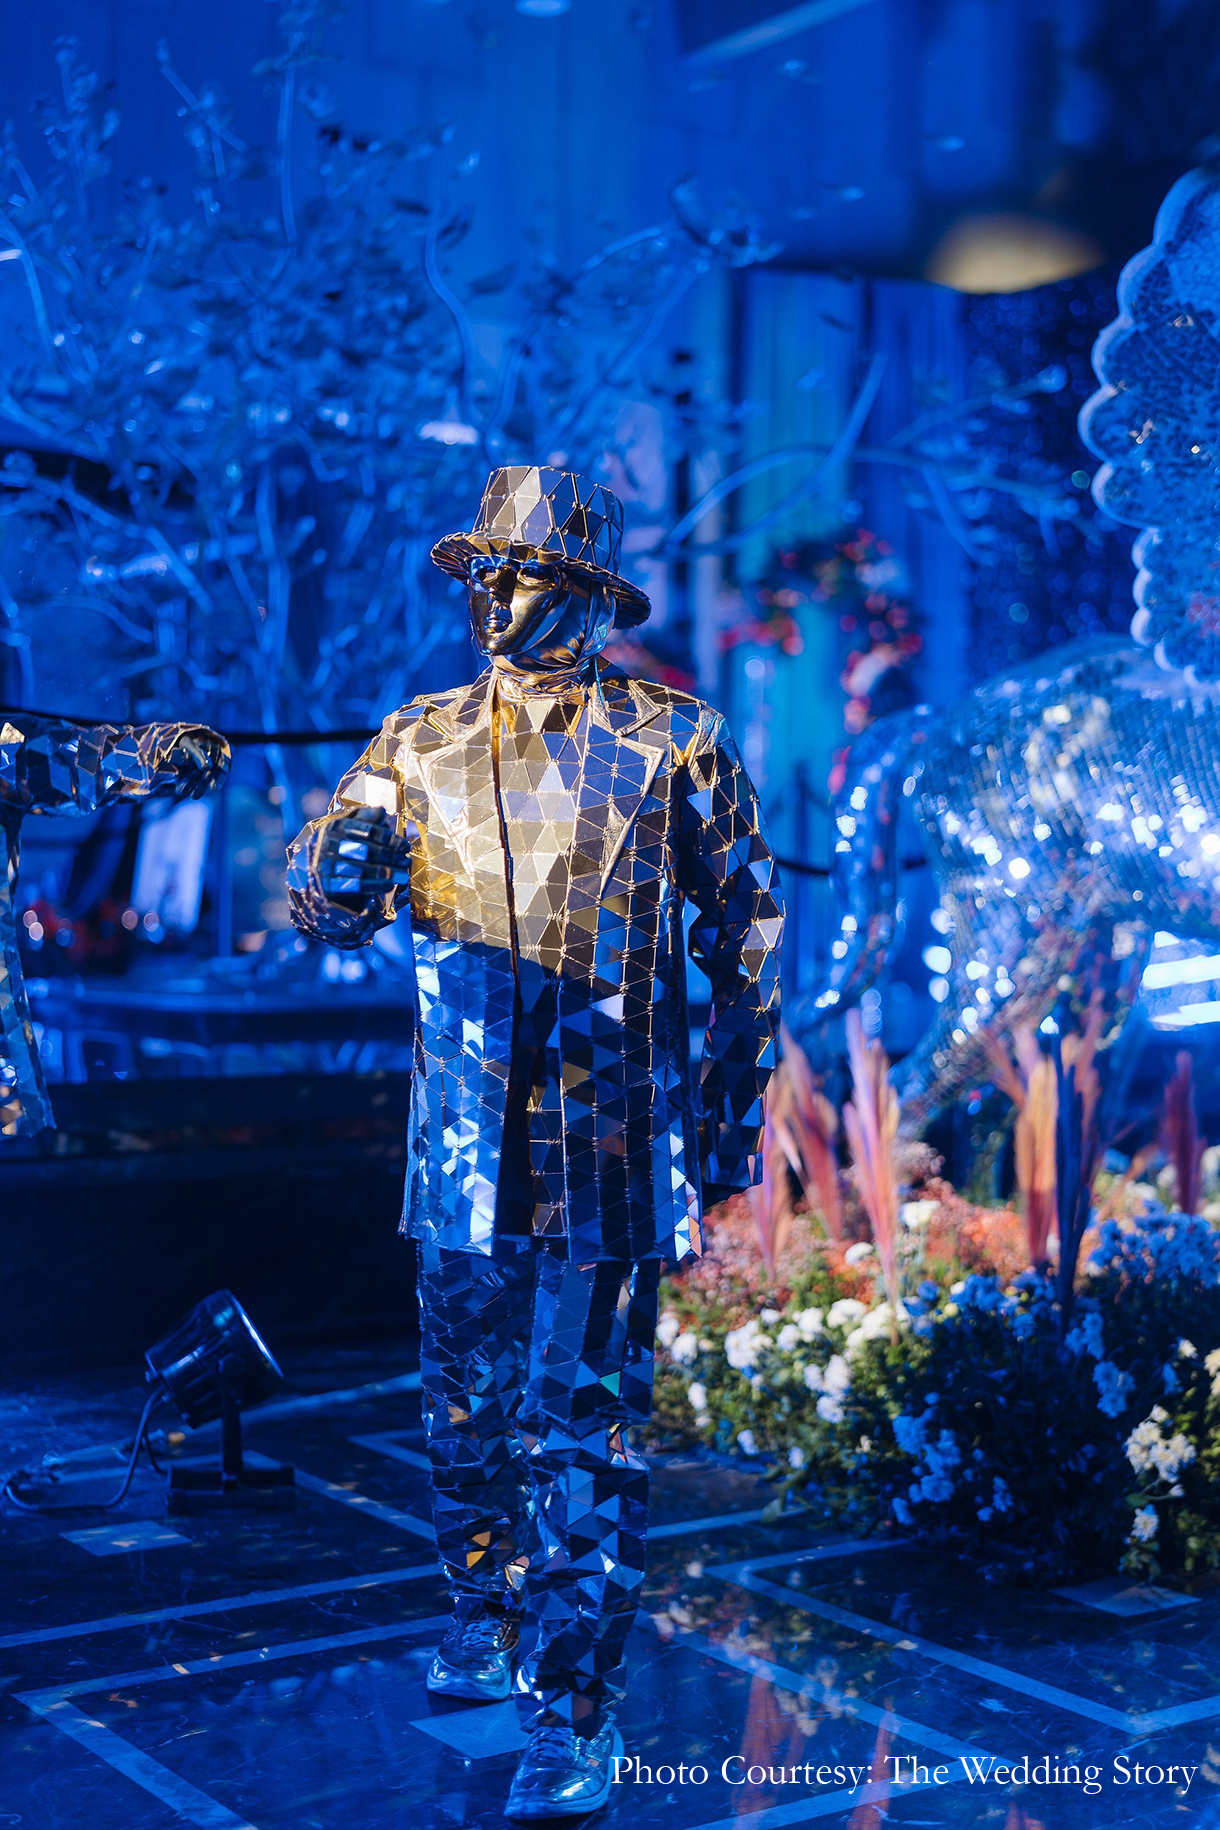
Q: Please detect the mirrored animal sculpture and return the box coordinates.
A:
[811,640,1220,1124]
[809,158,1220,1125]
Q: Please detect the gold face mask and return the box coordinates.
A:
[466,553,613,678]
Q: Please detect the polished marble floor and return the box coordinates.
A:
[3,1345,1218,1829]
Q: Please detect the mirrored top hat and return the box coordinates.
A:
[431,466,650,628]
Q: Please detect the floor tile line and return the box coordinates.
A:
[242,1452,435,1539]
[349,1431,433,1471]
[1129,1692,1220,1732]
[713,1566,1156,1735]
[649,1509,773,1540]
[242,1370,422,1423]
[712,1539,908,1572]
[23,1696,261,1830]
[678,1775,951,1830]
[0,1563,439,1652]
[17,1614,452,1706]
[662,1623,1005,1768]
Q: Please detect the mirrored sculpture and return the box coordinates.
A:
[809,159,1220,1121]
[813,640,1220,1121]
[0,716,229,1135]
[1081,159,1220,681]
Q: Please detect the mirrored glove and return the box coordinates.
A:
[153,725,232,798]
[303,805,414,906]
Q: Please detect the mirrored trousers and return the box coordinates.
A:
[415,1236,661,1732]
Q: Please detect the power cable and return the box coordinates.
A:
[2,1388,164,1513]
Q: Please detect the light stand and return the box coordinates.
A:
[145,1290,295,1513]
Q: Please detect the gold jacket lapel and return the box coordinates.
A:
[411,673,510,924]
[585,666,670,899]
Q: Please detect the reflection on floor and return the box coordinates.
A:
[3,1343,1218,1829]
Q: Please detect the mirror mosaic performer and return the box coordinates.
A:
[0,717,229,1136]
[287,467,783,1816]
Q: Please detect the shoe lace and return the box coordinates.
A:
[461,1612,509,1652]
[529,1724,579,1765]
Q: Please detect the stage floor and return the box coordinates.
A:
[2,1346,1217,1829]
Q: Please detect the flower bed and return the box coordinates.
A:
[652,1192,1220,1586]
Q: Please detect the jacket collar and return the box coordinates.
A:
[421,658,666,744]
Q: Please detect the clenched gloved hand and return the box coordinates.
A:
[298,804,414,910]
[151,725,232,799]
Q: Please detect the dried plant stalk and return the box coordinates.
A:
[1018,1051,1059,1269]
[987,1023,1061,1269]
[774,1023,844,1240]
[1055,997,1108,1323]
[748,1087,795,1277]
[842,1008,900,1314]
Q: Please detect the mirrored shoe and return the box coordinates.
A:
[505,1717,624,1820]
[426,1607,517,1701]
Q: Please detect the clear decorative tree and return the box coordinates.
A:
[0,2,774,833]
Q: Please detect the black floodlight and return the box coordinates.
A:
[145,1290,295,1513]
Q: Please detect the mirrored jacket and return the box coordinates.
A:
[287,662,783,1262]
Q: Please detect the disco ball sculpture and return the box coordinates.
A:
[809,161,1220,1122]
[1080,159,1220,682]
[814,639,1220,1123]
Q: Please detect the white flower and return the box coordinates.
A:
[803,1362,824,1393]
[725,1320,771,1373]
[1178,1339,1198,1359]
[1124,1413,1197,1480]
[1205,1348,1220,1377]
[857,1435,872,1455]
[656,1310,681,1349]
[776,1323,802,1351]
[737,1429,758,1456]
[844,1242,874,1265]
[1130,1505,1159,1543]
[797,1307,824,1341]
[1164,1434,1196,1477]
[901,1199,938,1229]
[823,1353,852,1396]
[687,1381,708,1414]
[788,1445,806,1470]
[816,1393,845,1423]
[827,1299,867,1332]
[760,1308,781,1324]
[844,1303,904,1357]
[670,1332,699,1366]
